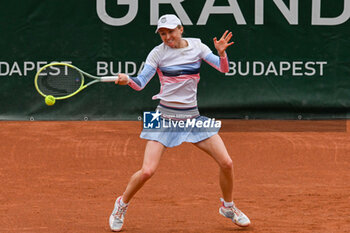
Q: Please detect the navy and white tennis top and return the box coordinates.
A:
[128,38,229,107]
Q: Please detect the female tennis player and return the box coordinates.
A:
[109,14,250,231]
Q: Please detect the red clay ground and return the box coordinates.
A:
[0,121,350,233]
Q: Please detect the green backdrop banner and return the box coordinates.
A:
[1,0,350,120]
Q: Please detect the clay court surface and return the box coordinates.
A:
[1,120,349,233]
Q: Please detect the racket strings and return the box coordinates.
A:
[36,65,83,97]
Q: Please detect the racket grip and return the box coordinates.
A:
[101,76,119,82]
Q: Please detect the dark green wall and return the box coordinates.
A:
[1,0,350,120]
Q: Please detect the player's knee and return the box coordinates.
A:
[220,158,233,171]
[140,168,155,181]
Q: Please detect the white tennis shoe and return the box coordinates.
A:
[109,196,129,232]
[219,198,251,227]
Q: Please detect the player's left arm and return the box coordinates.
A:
[203,30,234,73]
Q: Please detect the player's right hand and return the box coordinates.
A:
[116,73,130,85]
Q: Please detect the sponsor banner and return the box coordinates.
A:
[0,60,328,78]
[0,0,349,120]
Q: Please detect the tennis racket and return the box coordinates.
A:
[34,62,119,100]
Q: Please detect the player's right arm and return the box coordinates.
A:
[116,47,160,90]
[116,65,156,90]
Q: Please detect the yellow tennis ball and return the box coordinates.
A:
[45,95,56,106]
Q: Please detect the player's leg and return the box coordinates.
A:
[194,134,250,227]
[123,140,166,203]
[109,140,166,231]
[194,134,234,201]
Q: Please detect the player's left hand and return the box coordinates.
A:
[214,30,234,57]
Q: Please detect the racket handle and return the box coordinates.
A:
[101,76,119,82]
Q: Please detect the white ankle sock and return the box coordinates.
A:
[120,197,128,206]
[223,200,234,208]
